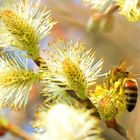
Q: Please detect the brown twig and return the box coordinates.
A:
[7,123,33,140]
[104,4,119,16]
[92,4,119,22]
[0,116,33,140]
[113,123,134,140]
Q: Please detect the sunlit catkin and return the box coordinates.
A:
[115,0,140,22]
[0,0,55,60]
[0,52,38,110]
[89,79,126,128]
[33,104,104,140]
[43,39,103,100]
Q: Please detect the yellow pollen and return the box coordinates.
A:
[99,97,110,107]
[0,9,40,60]
[62,58,78,78]
[63,59,70,66]
[62,58,87,99]
[2,10,14,18]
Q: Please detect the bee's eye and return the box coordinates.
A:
[125,72,129,75]
[116,68,120,72]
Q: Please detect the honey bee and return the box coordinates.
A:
[105,59,138,112]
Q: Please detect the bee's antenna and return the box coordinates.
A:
[133,74,140,77]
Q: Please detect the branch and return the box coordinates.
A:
[0,116,34,140]
[91,4,119,22]
[113,123,134,140]
[104,4,119,16]
[7,123,33,140]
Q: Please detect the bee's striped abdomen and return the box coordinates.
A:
[124,79,138,112]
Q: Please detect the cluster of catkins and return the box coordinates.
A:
[0,0,138,140]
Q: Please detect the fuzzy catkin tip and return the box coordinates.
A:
[0,52,38,110]
[89,80,126,123]
[116,0,140,22]
[33,104,104,140]
[42,39,103,101]
[62,58,87,99]
[0,0,55,60]
[0,9,40,60]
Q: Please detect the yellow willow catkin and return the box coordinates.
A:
[116,0,140,22]
[0,69,35,86]
[62,58,87,99]
[42,39,103,102]
[0,0,55,60]
[0,69,38,110]
[0,52,38,110]
[33,104,104,140]
[1,9,40,60]
[89,80,126,124]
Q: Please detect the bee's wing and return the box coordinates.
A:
[118,57,128,69]
[118,57,134,71]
